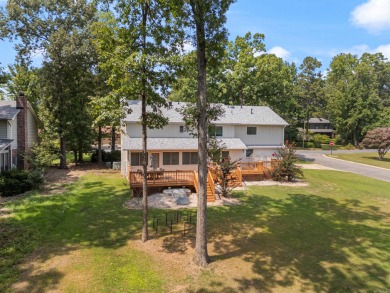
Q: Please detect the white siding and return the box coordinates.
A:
[127,123,236,138]
[0,121,7,139]
[127,123,194,138]
[11,119,17,150]
[235,125,284,146]
[27,109,38,147]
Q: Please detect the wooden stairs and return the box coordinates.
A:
[194,170,216,202]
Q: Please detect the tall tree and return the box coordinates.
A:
[295,56,324,129]
[2,0,98,168]
[176,0,234,267]
[92,3,180,242]
[326,53,387,145]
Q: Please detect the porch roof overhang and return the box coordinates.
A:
[122,136,247,151]
[0,139,14,152]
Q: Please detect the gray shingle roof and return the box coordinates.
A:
[0,139,14,151]
[123,100,288,126]
[0,101,20,120]
[308,118,330,124]
[122,136,247,151]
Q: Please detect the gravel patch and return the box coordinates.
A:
[124,192,240,210]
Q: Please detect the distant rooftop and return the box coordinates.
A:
[308,118,331,124]
[123,100,288,126]
[0,101,20,120]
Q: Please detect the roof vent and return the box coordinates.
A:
[251,108,253,114]
[168,101,173,108]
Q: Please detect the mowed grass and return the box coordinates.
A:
[1,169,389,292]
[330,151,390,169]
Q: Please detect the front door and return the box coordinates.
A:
[151,153,159,169]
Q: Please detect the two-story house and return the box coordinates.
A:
[307,118,334,137]
[120,100,288,177]
[0,93,39,172]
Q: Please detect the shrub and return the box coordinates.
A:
[344,143,356,150]
[91,149,121,163]
[0,170,32,197]
[271,143,303,182]
[312,134,331,147]
[361,127,390,160]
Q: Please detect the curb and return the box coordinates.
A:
[323,154,390,171]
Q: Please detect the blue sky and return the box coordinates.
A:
[1,0,390,71]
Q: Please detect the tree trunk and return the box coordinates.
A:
[141,2,149,243]
[111,126,116,168]
[98,125,103,164]
[59,136,67,169]
[73,149,78,165]
[78,146,83,163]
[191,0,209,267]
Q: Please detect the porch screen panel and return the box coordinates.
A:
[163,152,179,165]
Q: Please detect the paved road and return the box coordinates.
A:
[297,150,390,183]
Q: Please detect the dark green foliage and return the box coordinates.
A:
[271,144,303,182]
[0,169,43,197]
[25,142,58,173]
[312,134,331,147]
[91,149,120,163]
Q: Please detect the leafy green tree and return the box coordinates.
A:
[0,64,9,100]
[175,0,234,267]
[92,3,181,242]
[361,127,390,160]
[2,0,98,168]
[5,64,40,109]
[295,56,325,128]
[326,53,386,145]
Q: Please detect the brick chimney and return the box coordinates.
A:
[16,92,28,170]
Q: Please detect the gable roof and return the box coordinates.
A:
[308,118,330,124]
[0,139,14,151]
[0,101,20,120]
[124,100,288,126]
[0,100,39,123]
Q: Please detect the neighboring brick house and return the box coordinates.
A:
[307,118,334,137]
[0,93,39,172]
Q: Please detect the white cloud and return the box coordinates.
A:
[268,46,291,60]
[351,0,390,33]
[374,44,390,59]
[328,43,390,60]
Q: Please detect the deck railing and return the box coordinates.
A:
[129,170,195,186]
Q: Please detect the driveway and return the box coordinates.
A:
[297,150,390,183]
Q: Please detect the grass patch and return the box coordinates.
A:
[329,152,390,169]
[1,169,389,292]
[51,152,92,165]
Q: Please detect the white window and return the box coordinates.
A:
[179,126,184,133]
[247,127,257,135]
[215,126,223,137]
[221,151,229,158]
[163,152,179,165]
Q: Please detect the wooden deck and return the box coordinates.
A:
[128,161,279,201]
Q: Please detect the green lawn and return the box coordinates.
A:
[1,169,389,292]
[329,152,390,169]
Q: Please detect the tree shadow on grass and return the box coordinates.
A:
[201,193,390,292]
[362,155,390,163]
[0,175,139,291]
